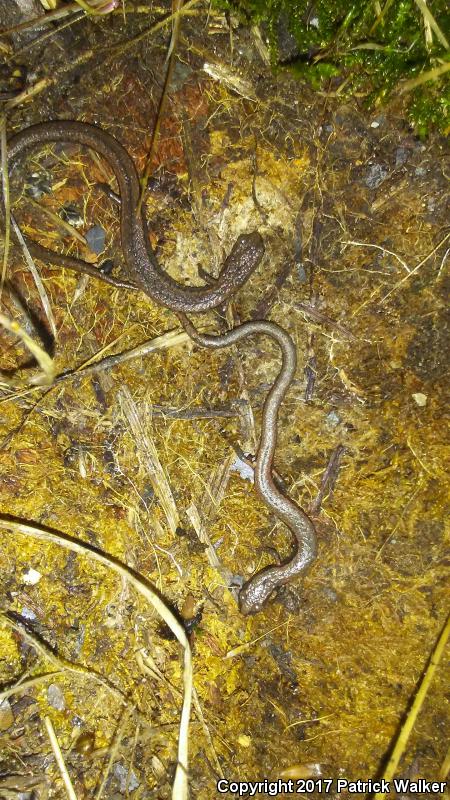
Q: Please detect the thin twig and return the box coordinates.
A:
[10,12,86,61]
[294,302,356,340]
[138,0,185,212]
[109,0,200,61]
[146,404,238,419]
[310,444,345,513]
[3,2,201,112]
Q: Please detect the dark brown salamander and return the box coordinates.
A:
[5,120,317,614]
[177,314,317,615]
[6,120,265,311]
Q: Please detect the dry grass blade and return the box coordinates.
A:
[94,707,133,800]
[44,716,79,800]
[374,613,450,800]
[202,62,258,101]
[0,517,192,800]
[0,2,81,36]
[186,501,236,592]
[0,312,55,386]
[0,671,61,703]
[1,117,10,296]
[226,621,290,659]
[342,239,410,273]
[3,78,51,111]
[10,12,86,61]
[58,328,190,381]
[119,386,180,534]
[1,118,56,336]
[10,214,58,339]
[380,231,450,301]
[369,0,395,33]
[399,60,450,93]
[0,613,126,703]
[412,0,449,49]
[4,2,200,113]
[0,2,162,38]
[28,196,87,245]
[109,0,201,60]
[439,745,450,780]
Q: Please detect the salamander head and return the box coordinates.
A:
[238,568,280,616]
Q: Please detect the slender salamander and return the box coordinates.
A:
[177,313,317,614]
[6,120,265,310]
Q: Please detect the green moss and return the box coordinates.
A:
[214,0,450,135]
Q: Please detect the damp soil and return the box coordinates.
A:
[0,4,448,799]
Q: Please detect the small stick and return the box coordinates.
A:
[251,140,268,223]
[304,351,317,402]
[310,444,345,513]
[137,0,185,212]
[147,404,238,420]
[294,302,355,340]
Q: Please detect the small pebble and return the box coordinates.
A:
[365,163,388,189]
[238,734,251,748]
[113,762,140,792]
[322,586,338,602]
[99,258,114,275]
[325,410,341,427]
[297,263,307,283]
[412,392,427,407]
[47,683,65,711]
[231,456,254,482]
[21,607,36,621]
[85,224,106,255]
[395,147,409,167]
[22,568,42,586]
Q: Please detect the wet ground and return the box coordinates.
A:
[0,3,449,799]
